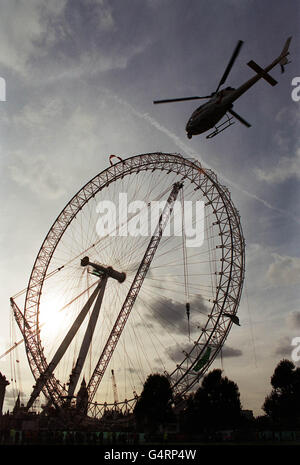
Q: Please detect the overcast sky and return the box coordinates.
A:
[0,0,299,415]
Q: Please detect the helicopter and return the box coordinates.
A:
[153,37,292,139]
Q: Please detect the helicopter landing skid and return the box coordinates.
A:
[206,113,235,139]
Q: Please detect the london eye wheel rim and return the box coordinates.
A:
[22,152,245,413]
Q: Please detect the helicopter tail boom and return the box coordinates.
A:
[230,36,292,103]
[247,37,292,81]
[246,36,293,86]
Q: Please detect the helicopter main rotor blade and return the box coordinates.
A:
[215,40,244,93]
[153,96,211,104]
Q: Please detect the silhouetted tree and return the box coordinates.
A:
[263,359,300,426]
[182,369,242,432]
[133,374,174,432]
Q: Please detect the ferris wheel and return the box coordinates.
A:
[11,153,245,417]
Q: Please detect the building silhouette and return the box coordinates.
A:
[0,372,9,415]
[76,378,88,415]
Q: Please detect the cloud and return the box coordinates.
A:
[12,97,64,129]
[256,148,300,184]
[165,343,192,364]
[8,150,66,199]
[166,343,242,365]
[286,311,300,329]
[255,106,300,184]
[145,294,208,335]
[274,336,294,358]
[30,1,149,83]
[87,0,115,31]
[6,96,102,199]
[275,106,300,127]
[0,1,68,75]
[0,0,149,81]
[266,254,300,287]
[219,346,243,358]
[0,1,43,73]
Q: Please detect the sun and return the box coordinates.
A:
[39,294,72,338]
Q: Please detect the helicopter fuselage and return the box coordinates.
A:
[185,88,235,137]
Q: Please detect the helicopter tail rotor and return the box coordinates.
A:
[279,36,292,73]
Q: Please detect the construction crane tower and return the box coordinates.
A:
[111,369,119,404]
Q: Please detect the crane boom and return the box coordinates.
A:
[87,182,183,401]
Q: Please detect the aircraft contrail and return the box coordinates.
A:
[108,92,300,225]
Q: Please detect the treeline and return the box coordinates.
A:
[133,359,300,433]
